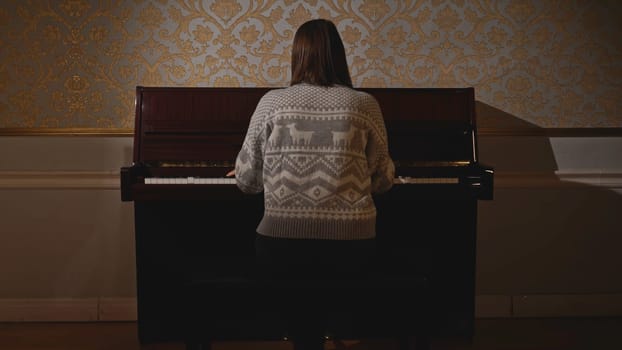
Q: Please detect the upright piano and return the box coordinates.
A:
[121,86,493,346]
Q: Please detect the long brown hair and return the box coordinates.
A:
[290,19,353,88]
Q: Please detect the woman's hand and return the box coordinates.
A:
[226,169,235,177]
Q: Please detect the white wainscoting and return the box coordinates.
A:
[0,134,620,321]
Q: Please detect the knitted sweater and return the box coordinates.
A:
[234,83,395,240]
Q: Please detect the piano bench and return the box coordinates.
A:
[183,269,431,350]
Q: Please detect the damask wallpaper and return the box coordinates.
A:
[0,0,620,131]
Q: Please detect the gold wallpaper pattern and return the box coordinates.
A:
[0,0,621,130]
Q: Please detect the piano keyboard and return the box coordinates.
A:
[144,177,236,184]
[394,176,459,184]
[143,177,459,185]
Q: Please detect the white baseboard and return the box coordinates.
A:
[475,295,513,318]
[476,294,622,318]
[0,298,99,322]
[0,298,135,322]
[1,295,621,322]
[98,297,137,321]
[511,294,622,318]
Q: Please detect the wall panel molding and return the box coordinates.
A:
[495,171,622,189]
[0,171,120,189]
[2,127,622,137]
[2,170,621,190]
[478,127,622,137]
[0,128,133,136]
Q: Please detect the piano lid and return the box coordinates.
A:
[133,86,273,163]
[132,86,478,165]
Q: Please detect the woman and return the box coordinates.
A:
[230,18,395,349]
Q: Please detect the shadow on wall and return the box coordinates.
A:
[474,101,622,295]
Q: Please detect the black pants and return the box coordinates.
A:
[254,234,376,349]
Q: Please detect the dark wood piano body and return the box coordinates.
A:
[121,86,494,344]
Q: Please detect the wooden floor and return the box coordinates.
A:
[1,318,621,350]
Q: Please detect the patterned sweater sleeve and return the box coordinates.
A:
[365,95,395,194]
[234,93,270,194]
